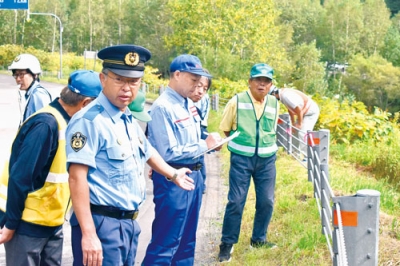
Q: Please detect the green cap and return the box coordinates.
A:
[250,63,274,79]
[128,91,151,122]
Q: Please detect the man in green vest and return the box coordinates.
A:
[0,70,102,266]
[218,63,279,263]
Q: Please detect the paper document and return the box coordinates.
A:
[193,131,240,159]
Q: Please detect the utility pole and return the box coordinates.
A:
[27,11,63,79]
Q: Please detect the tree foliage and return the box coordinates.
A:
[165,0,288,80]
[343,54,400,113]
[2,0,400,112]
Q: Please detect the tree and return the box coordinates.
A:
[275,0,325,46]
[343,54,400,113]
[289,41,327,95]
[380,24,400,66]
[385,0,400,17]
[165,0,289,80]
[317,0,363,63]
[360,0,391,57]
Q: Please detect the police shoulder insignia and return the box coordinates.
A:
[71,132,87,152]
[124,52,139,66]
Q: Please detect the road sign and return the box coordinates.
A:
[0,0,28,10]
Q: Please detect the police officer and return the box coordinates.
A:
[143,54,222,265]
[66,45,195,266]
[0,70,102,266]
[8,53,52,125]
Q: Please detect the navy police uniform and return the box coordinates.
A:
[65,45,152,266]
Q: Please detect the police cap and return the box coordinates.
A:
[97,44,151,78]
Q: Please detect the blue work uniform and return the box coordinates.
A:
[143,87,208,265]
[66,92,152,266]
[23,80,52,123]
[194,93,211,193]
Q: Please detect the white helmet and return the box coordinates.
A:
[8,54,42,75]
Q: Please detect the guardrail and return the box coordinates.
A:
[277,114,380,266]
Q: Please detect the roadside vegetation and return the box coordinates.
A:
[207,110,400,265]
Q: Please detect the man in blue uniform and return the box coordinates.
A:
[66,45,195,266]
[143,54,222,265]
[218,63,279,262]
[191,70,212,194]
[0,70,102,266]
[8,53,52,125]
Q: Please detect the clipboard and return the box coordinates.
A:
[193,131,240,159]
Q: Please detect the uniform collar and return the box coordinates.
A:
[50,97,71,123]
[166,86,187,106]
[25,80,40,98]
[97,92,133,123]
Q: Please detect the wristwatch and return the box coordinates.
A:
[166,171,178,182]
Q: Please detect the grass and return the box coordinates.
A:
[207,110,400,265]
[209,149,400,265]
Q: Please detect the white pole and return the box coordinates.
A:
[27,10,63,79]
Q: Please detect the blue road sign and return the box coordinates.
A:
[0,0,28,10]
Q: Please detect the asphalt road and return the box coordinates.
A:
[0,74,226,265]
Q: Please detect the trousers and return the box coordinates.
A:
[143,169,203,265]
[221,152,276,244]
[5,227,63,266]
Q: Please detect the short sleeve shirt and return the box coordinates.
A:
[147,87,207,163]
[66,92,152,210]
[279,89,304,110]
[219,90,272,132]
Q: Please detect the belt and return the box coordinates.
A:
[90,204,139,220]
[168,162,203,171]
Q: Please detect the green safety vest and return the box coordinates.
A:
[228,91,278,157]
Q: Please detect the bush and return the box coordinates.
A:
[315,95,396,144]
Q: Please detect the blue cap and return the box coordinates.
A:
[97,44,151,78]
[170,54,212,78]
[250,63,274,79]
[68,70,102,97]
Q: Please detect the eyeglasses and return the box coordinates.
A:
[103,72,141,87]
[12,72,29,79]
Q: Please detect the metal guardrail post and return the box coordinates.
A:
[307,129,330,181]
[277,114,291,153]
[211,93,219,111]
[307,129,330,164]
[320,164,332,234]
[332,189,381,266]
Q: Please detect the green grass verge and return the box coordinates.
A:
[207,110,400,265]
